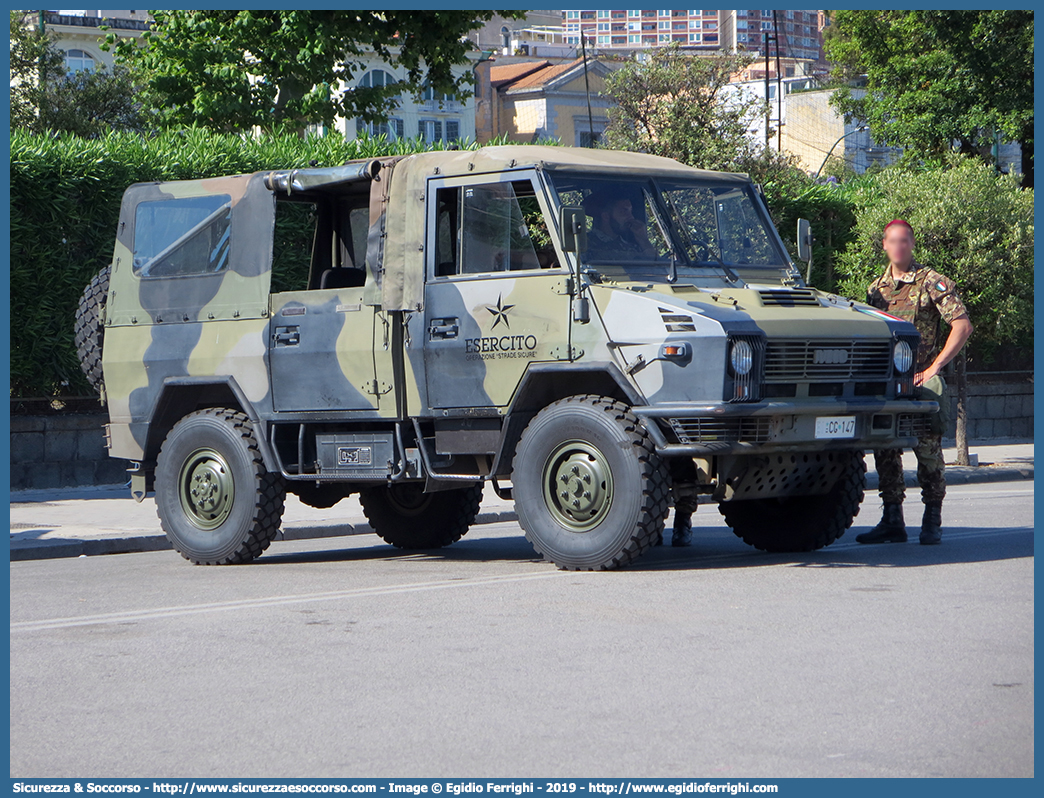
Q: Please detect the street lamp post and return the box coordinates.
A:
[814,125,869,180]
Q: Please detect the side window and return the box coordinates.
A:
[434,180,558,276]
[271,200,317,293]
[133,195,231,277]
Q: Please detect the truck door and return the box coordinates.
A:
[269,194,391,415]
[422,171,571,410]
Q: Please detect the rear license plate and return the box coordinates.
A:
[815,416,857,439]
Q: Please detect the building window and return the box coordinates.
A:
[658,33,670,41]
[659,20,670,29]
[737,33,747,42]
[658,9,670,17]
[597,22,609,31]
[704,20,717,29]
[761,21,772,30]
[64,48,95,74]
[420,119,444,144]
[597,10,609,18]
[357,117,404,141]
[597,35,609,44]
[566,11,578,19]
[628,34,639,43]
[690,33,701,42]
[359,69,393,90]
[703,33,717,43]
[690,19,701,28]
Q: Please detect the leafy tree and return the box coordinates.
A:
[39,65,151,137]
[9,10,66,131]
[601,44,767,172]
[825,10,1034,186]
[834,155,1034,362]
[106,10,522,133]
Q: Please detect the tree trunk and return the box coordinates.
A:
[955,349,970,466]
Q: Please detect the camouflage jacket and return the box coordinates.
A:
[867,262,968,371]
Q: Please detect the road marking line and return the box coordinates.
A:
[11,570,567,632]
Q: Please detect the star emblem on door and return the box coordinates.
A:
[486,294,515,330]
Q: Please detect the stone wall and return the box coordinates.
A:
[10,413,127,491]
[943,379,1034,440]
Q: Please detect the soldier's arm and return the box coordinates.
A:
[916,315,973,386]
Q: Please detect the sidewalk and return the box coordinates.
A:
[9,440,1033,561]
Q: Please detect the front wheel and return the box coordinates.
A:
[512,395,671,570]
[359,482,483,549]
[155,408,286,564]
[719,450,866,553]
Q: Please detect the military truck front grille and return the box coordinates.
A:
[897,413,933,438]
[670,417,771,444]
[758,289,820,307]
[765,339,891,381]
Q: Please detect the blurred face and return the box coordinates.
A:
[608,199,635,224]
[882,224,915,269]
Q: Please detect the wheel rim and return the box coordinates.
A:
[178,448,235,530]
[542,439,614,532]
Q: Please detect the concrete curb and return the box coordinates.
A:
[9,468,1031,562]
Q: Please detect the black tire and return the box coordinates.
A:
[511,395,671,570]
[289,482,353,509]
[359,482,483,549]
[73,264,110,392]
[719,450,866,553]
[155,408,286,564]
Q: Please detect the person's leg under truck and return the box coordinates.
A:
[914,433,946,504]
[874,448,906,504]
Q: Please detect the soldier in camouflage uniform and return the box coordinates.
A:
[857,219,973,545]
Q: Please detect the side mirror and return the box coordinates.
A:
[796,218,812,263]
[559,206,587,254]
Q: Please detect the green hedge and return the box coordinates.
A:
[9,129,472,398]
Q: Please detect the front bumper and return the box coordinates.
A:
[632,399,938,457]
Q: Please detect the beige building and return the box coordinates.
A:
[476,57,617,145]
[37,10,149,73]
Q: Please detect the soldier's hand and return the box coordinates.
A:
[914,366,938,387]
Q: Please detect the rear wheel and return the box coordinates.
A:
[719,450,866,552]
[359,482,483,549]
[512,395,670,570]
[155,408,286,564]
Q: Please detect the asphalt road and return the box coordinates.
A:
[10,483,1034,779]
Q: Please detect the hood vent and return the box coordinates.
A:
[658,306,696,332]
[759,289,820,307]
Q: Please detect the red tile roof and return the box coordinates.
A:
[503,58,587,91]
[489,60,550,88]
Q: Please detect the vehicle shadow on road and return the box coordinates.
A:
[257,523,1033,570]
[629,524,1035,572]
[259,531,546,566]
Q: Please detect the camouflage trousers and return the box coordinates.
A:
[874,433,946,504]
[672,485,700,520]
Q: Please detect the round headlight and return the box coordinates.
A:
[730,339,753,375]
[893,340,913,373]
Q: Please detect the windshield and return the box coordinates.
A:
[548,173,789,278]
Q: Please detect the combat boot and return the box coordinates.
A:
[920,501,942,545]
[856,502,907,544]
[671,512,693,547]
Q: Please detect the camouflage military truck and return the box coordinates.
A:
[74,146,936,569]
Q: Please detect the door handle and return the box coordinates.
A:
[429,318,459,340]
[274,325,300,346]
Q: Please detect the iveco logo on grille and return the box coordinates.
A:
[813,348,849,365]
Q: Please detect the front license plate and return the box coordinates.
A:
[815,416,857,439]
